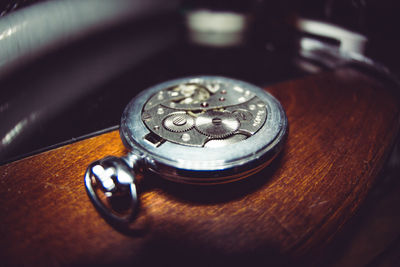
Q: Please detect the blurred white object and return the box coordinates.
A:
[186,9,249,47]
[295,17,367,54]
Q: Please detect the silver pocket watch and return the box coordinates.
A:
[85,76,288,225]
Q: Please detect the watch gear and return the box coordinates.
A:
[194,110,240,138]
[163,113,194,132]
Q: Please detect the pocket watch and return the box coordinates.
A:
[84,76,288,226]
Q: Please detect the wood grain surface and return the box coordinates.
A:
[0,68,399,266]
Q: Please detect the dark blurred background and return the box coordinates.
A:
[0,0,399,162]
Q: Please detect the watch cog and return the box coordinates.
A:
[195,110,240,138]
[163,113,194,132]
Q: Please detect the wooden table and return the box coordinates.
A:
[1,68,399,266]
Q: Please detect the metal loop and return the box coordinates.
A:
[84,156,139,226]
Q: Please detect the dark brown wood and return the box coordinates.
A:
[0,68,399,266]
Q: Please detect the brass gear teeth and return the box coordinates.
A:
[163,113,194,132]
[195,111,240,139]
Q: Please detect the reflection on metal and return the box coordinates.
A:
[85,156,139,226]
[204,133,247,148]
